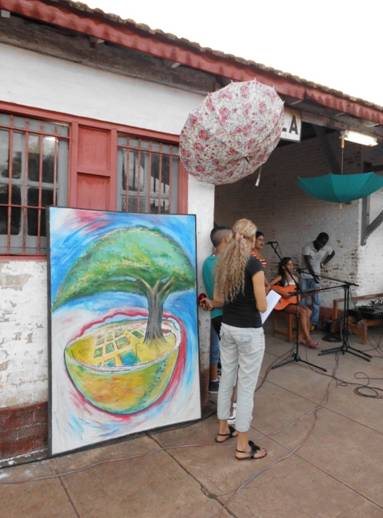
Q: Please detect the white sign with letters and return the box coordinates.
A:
[281,109,301,141]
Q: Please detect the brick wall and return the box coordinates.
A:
[215,134,364,306]
[0,402,48,460]
[0,261,49,462]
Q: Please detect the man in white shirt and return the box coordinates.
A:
[300,232,335,328]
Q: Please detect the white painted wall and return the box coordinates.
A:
[0,44,215,408]
[0,43,204,135]
[357,146,383,296]
[188,177,215,385]
[0,261,48,408]
[215,134,364,307]
[357,189,383,295]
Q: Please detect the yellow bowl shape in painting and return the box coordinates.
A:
[64,318,181,415]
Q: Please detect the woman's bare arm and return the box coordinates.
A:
[203,287,224,311]
[252,271,267,312]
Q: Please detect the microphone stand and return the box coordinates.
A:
[319,281,371,362]
[267,243,327,372]
[267,241,283,260]
[299,270,371,362]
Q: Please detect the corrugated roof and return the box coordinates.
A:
[48,0,383,113]
[2,0,383,125]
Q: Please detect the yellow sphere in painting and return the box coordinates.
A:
[64,318,181,414]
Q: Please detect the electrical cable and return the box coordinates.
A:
[311,287,383,399]
[0,334,381,500]
[216,351,341,504]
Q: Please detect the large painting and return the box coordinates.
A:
[48,207,201,455]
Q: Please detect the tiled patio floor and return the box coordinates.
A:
[1,330,383,518]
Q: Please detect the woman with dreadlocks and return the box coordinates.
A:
[209,218,268,460]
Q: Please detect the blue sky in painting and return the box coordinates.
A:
[48,208,197,302]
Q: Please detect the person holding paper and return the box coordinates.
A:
[211,218,268,461]
[270,257,319,349]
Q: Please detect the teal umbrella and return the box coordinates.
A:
[298,173,383,203]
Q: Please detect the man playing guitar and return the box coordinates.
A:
[270,257,319,349]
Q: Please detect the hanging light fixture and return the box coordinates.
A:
[343,130,378,147]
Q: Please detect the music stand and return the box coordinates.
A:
[318,276,371,362]
[267,242,327,372]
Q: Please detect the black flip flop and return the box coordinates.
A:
[235,440,267,460]
[215,425,237,443]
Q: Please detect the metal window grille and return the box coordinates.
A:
[117,136,179,214]
[0,114,68,255]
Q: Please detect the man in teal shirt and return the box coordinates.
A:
[202,226,232,392]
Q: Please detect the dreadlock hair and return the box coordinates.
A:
[215,218,257,303]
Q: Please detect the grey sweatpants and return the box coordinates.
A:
[217,323,265,432]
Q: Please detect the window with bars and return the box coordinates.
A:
[0,114,68,254]
[117,136,179,214]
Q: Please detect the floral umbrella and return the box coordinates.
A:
[180,80,284,185]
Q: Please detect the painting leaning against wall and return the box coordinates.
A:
[48,207,201,455]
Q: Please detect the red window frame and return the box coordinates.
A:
[117,134,182,215]
[0,101,188,259]
[0,113,69,256]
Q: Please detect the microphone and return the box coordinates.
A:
[266,240,278,245]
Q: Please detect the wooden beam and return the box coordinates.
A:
[314,125,340,172]
[360,161,383,245]
[366,209,383,240]
[298,106,383,141]
[361,195,370,245]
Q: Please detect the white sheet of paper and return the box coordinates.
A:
[261,290,281,323]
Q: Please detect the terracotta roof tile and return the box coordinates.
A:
[35,0,383,114]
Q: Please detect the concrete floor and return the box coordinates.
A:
[1,330,383,518]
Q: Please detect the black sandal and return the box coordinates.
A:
[215,425,238,443]
[235,440,267,460]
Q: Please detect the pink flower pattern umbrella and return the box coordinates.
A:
[180,80,284,185]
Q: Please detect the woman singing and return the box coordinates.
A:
[270,257,319,349]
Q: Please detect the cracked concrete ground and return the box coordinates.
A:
[1,330,383,518]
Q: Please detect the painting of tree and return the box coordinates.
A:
[48,209,200,456]
[54,226,195,341]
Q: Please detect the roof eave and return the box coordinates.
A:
[2,0,383,126]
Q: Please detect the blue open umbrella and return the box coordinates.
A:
[298,172,383,203]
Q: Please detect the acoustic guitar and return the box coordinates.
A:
[272,285,300,311]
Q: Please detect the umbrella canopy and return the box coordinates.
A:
[180,80,284,185]
[298,173,383,203]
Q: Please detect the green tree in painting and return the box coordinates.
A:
[54,226,195,342]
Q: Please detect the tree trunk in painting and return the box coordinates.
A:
[145,288,165,342]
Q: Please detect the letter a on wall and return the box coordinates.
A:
[47,207,201,455]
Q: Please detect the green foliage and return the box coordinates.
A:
[54,226,195,309]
